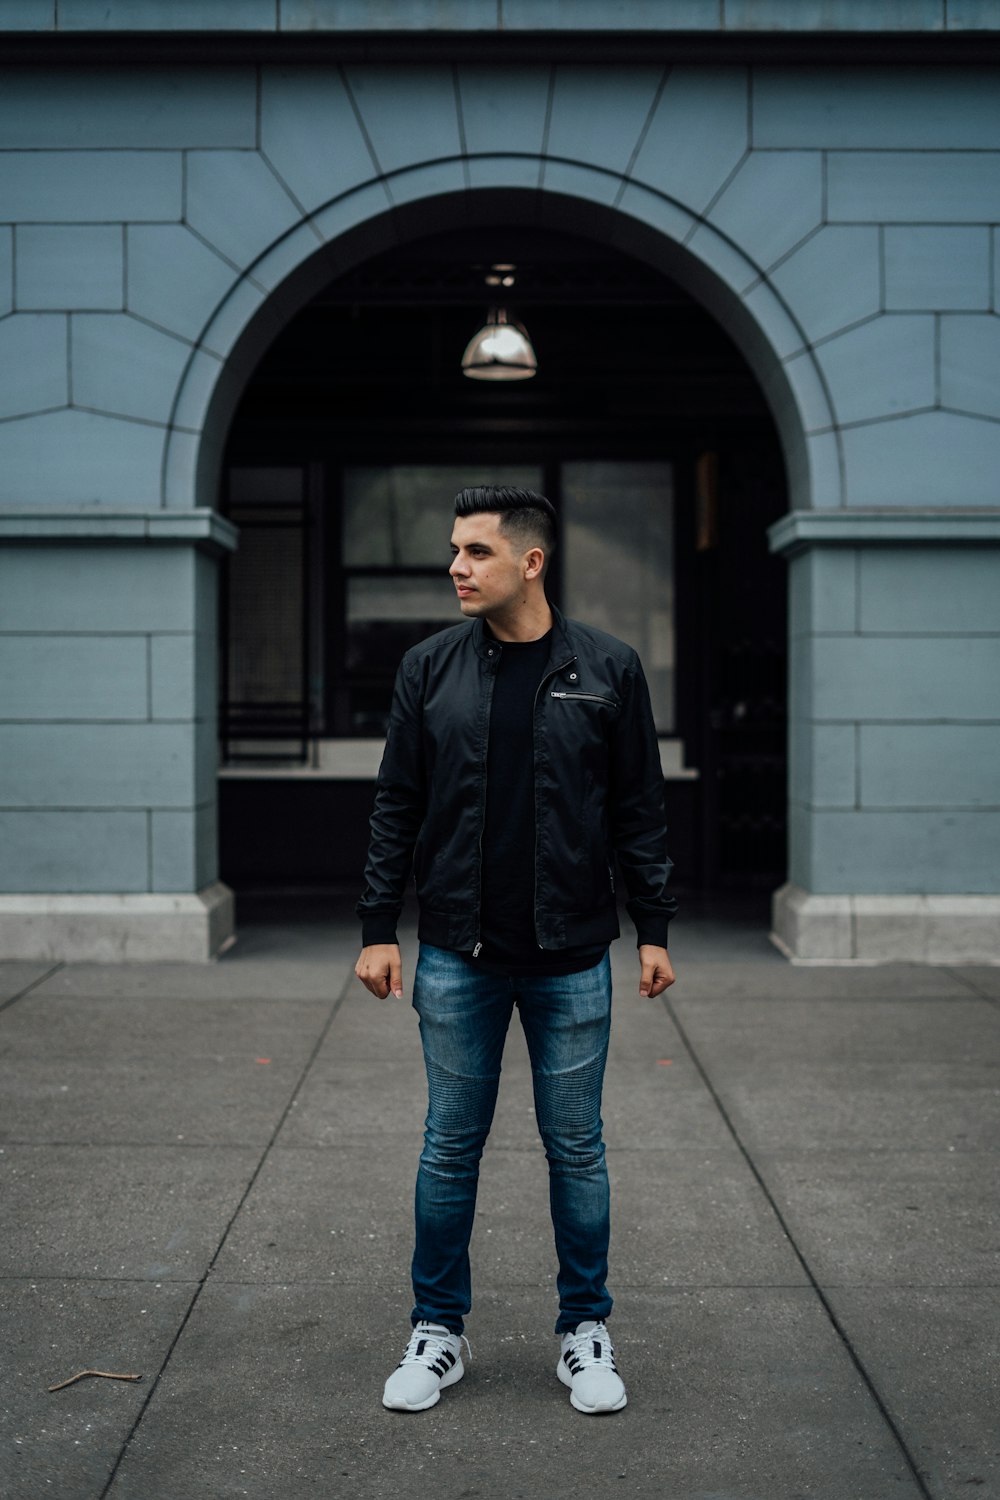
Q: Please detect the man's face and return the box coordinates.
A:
[448,512,527,617]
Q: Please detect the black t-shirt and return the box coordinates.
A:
[460,621,608,978]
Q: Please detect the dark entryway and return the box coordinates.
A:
[217,225,788,897]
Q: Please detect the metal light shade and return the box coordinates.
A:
[461,307,537,381]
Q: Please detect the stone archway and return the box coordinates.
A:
[180,164,814,950]
[165,166,831,522]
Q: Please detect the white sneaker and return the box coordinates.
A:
[382,1321,467,1411]
[557,1320,627,1413]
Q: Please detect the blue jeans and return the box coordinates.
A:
[410,942,614,1336]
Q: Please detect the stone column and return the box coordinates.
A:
[0,509,238,961]
[770,511,1000,964]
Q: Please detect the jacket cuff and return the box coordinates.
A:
[634,916,673,950]
[361,914,400,947]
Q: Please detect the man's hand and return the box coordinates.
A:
[355,943,404,999]
[638,944,675,998]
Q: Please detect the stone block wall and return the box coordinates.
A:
[776,534,1000,961]
[789,545,1000,895]
[0,543,219,894]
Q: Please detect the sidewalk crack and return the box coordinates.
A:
[0,963,64,1016]
[663,992,936,1500]
[941,966,1000,1009]
[97,966,355,1499]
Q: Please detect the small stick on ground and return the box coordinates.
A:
[48,1369,143,1392]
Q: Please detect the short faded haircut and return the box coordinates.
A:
[453,485,557,567]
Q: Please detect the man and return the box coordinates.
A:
[355,484,676,1415]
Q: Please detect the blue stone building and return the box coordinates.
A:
[1,1,998,963]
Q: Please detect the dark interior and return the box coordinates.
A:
[219,225,789,896]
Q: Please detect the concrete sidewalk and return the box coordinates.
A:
[2,897,998,1500]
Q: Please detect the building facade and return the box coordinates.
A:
[1,1,999,963]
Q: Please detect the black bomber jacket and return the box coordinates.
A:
[357,602,678,954]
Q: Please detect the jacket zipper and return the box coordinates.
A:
[473,648,501,958]
[550,690,619,708]
[532,653,578,948]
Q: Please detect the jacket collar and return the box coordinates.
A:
[472,602,577,676]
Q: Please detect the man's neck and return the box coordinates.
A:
[484,596,554,643]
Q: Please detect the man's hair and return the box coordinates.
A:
[453,485,557,567]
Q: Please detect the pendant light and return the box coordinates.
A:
[461,307,537,381]
[461,265,537,381]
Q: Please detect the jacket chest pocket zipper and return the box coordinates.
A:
[550,690,619,708]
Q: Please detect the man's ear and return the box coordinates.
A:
[524,546,545,581]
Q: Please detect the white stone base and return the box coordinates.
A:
[0,882,236,963]
[771,883,1000,965]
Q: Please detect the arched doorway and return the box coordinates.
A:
[207,209,790,908]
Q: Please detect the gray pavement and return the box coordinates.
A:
[2,895,998,1500]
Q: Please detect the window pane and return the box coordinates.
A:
[228,466,304,506]
[227,527,303,706]
[561,460,674,733]
[343,464,543,566]
[345,575,459,677]
[348,575,458,623]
